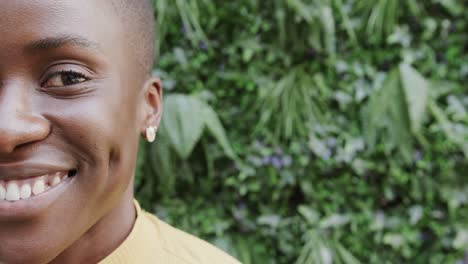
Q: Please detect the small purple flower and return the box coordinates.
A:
[418,232,426,242]
[321,149,332,161]
[181,25,188,36]
[458,251,468,264]
[234,202,246,223]
[262,156,272,165]
[414,150,422,162]
[271,156,283,169]
[199,41,208,50]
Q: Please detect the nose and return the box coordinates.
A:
[0,83,50,154]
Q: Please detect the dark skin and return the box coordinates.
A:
[0,1,162,263]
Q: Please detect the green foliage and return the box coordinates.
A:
[256,65,326,140]
[297,231,361,264]
[136,0,468,263]
[363,63,432,163]
[159,93,235,160]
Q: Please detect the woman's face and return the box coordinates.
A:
[0,1,157,263]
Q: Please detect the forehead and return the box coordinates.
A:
[0,0,121,60]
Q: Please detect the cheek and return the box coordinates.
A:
[38,89,140,195]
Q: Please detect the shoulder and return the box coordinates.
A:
[143,212,241,264]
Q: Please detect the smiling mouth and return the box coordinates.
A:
[0,169,77,202]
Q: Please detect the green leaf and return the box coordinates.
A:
[399,63,429,133]
[336,243,362,264]
[201,103,237,160]
[319,5,336,56]
[162,94,205,159]
[363,67,413,162]
[364,63,432,162]
[160,94,237,161]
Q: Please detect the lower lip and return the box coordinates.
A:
[0,174,76,219]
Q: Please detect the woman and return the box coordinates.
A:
[0,0,240,263]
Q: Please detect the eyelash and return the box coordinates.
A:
[43,69,91,87]
[58,69,88,78]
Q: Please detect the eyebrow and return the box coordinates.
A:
[24,35,101,53]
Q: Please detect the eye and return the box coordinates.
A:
[42,70,90,88]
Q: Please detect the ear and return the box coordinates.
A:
[139,77,163,139]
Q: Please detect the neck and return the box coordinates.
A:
[50,184,136,264]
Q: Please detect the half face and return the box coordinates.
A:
[0,1,157,263]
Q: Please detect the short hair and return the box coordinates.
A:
[112,0,156,76]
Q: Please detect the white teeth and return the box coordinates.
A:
[0,171,70,202]
[51,175,61,186]
[20,184,32,199]
[32,178,46,196]
[6,182,20,201]
[0,184,5,200]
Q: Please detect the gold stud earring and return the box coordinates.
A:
[146,126,157,142]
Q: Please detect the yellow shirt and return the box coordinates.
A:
[98,200,241,264]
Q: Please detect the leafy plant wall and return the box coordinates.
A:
[135,0,468,263]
